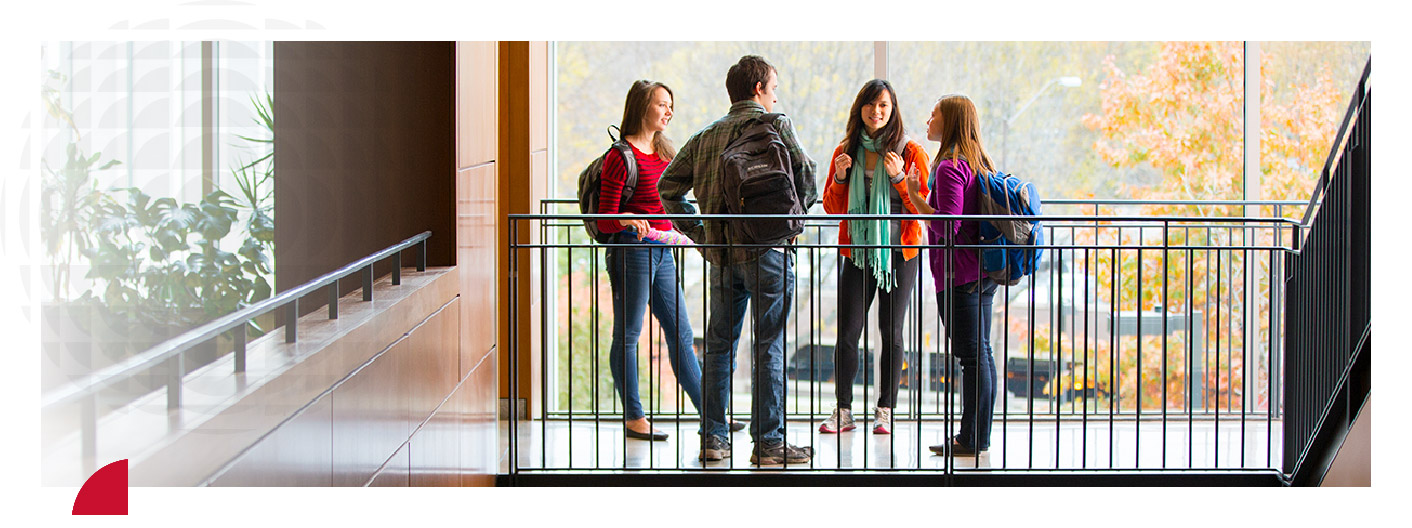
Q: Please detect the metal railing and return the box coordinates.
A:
[1282,58,1371,484]
[42,231,432,475]
[508,209,1297,481]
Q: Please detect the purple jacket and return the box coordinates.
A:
[925,158,983,290]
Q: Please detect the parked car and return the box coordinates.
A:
[898,350,962,393]
[1041,365,1112,404]
[785,343,874,385]
[1004,357,1072,398]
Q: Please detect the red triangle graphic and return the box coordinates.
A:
[72,459,128,515]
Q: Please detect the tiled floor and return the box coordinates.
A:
[504,416,1282,472]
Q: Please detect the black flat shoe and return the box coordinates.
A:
[626,428,668,441]
[729,421,747,433]
[929,437,987,456]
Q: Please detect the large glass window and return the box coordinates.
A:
[39,41,275,397]
[547,41,1369,418]
[1259,42,1371,206]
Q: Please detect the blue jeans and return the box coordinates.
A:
[606,234,703,421]
[702,249,793,443]
[939,279,998,450]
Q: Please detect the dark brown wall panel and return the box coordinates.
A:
[274,42,455,305]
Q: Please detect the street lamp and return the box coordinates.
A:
[1001,76,1081,168]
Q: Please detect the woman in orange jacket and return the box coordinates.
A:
[819,79,930,435]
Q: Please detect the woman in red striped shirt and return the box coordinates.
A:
[599,80,706,441]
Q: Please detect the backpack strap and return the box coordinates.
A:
[759,112,784,127]
[609,140,638,203]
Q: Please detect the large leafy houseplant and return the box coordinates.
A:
[81,188,273,330]
[40,70,120,302]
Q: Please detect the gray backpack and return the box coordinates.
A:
[575,126,637,244]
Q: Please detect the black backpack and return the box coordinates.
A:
[721,113,804,246]
[576,126,638,244]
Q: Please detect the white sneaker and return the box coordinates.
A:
[819,407,855,433]
[873,407,892,434]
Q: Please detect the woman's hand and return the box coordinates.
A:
[905,164,935,215]
[618,213,651,239]
[884,151,905,178]
[833,152,852,180]
[904,163,922,195]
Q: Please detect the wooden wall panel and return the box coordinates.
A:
[529,41,548,153]
[274,42,456,312]
[456,162,496,379]
[497,42,549,413]
[209,396,333,487]
[458,41,497,169]
[456,40,501,485]
[369,442,410,487]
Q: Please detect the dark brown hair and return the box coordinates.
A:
[841,79,905,166]
[618,79,676,161]
[930,94,995,177]
[725,55,776,103]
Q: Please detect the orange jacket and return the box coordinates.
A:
[822,139,931,261]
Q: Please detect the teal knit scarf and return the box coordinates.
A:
[847,133,895,291]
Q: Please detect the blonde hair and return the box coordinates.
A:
[618,80,677,161]
[929,94,995,177]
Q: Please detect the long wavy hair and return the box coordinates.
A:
[841,79,905,166]
[930,94,995,177]
[618,79,676,161]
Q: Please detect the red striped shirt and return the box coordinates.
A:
[596,143,673,233]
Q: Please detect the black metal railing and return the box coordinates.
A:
[1282,58,1371,485]
[508,209,1296,482]
[41,231,432,475]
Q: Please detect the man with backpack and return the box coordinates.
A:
[658,55,817,466]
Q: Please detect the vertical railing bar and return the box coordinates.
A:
[698,238,707,473]
[1214,237,1222,468]
[509,219,518,477]
[1052,229,1060,469]
[1109,242,1117,469]
[328,280,339,320]
[862,248,870,472]
[1001,240,1011,470]
[285,298,298,344]
[1136,226,1142,469]
[363,264,374,302]
[1187,228,1194,469]
[592,237,600,470]
[565,230,573,469]
[81,393,96,477]
[166,348,183,412]
[1241,229,1248,469]
[1082,244,1090,469]
[540,237,547,469]
[648,244,658,471]
[233,323,247,374]
[615,244,624,470]
[947,220,956,478]
[1270,223,1282,471]
[417,238,427,272]
[675,244,684,472]
[392,250,401,286]
[751,248,760,469]
[1026,225,1035,470]
[1161,220,1168,469]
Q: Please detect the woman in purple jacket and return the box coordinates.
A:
[904,94,997,456]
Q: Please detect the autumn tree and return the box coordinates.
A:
[1079,41,1368,412]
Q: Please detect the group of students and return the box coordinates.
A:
[595,55,999,465]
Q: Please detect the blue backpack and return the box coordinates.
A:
[974,171,1044,286]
